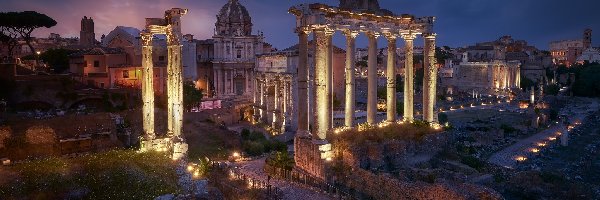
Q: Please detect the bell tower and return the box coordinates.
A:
[80,16,95,47]
[583,29,592,49]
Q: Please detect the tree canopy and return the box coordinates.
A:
[183,81,203,111]
[0,11,57,56]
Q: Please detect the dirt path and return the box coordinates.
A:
[233,158,333,200]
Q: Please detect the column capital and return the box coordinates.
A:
[342,30,360,39]
[383,33,397,41]
[400,33,418,41]
[423,33,437,40]
[141,32,153,46]
[295,27,312,35]
[365,31,380,39]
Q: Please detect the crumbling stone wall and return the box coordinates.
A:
[340,168,502,200]
[25,125,57,145]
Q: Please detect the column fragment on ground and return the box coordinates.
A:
[422,33,437,123]
[385,34,397,123]
[141,32,155,139]
[402,34,416,122]
[344,31,358,127]
[296,29,310,136]
[314,29,330,139]
[367,32,379,125]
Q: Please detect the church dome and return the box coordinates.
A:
[216,0,253,36]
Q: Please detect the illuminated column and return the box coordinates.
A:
[213,68,219,96]
[385,34,397,123]
[402,33,416,122]
[367,32,379,125]
[273,78,279,129]
[167,29,184,137]
[422,33,437,123]
[141,32,155,139]
[343,30,358,127]
[297,29,310,136]
[327,31,334,129]
[314,28,330,139]
[260,79,266,122]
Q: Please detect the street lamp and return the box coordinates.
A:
[35,51,41,71]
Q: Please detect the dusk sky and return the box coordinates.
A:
[1,0,599,50]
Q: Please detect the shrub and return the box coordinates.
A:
[243,141,265,157]
[460,156,484,171]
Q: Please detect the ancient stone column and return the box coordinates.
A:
[297,29,310,136]
[422,33,437,123]
[141,32,155,139]
[314,29,331,139]
[260,78,266,123]
[343,30,358,127]
[273,77,279,129]
[327,32,334,129]
[402,33,416,122]
[166,29,184,138]
[385,34,397,123]
[367,32,379,125]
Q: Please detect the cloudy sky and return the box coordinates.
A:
[1,0,599,50]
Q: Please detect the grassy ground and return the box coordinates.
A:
[0,150,178,200]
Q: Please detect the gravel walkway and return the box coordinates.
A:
[233,158,333,200]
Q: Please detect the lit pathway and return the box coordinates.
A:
[488,99,598,168]
[233,157,333,200]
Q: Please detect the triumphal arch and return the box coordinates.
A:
[290,0,437,179]
[139,8,188,160]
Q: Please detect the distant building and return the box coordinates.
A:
[440,52,520,95]
[576,47,600,64]
[549,29,592,66]
[211,0,271,100]
[79,16,96,47]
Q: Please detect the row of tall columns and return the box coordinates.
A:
[141,33,155,139]
[166,30,184,138]
[366,32,379,125]
[422,33,437,123]
[402,33,416,122]
[295,28,438,139]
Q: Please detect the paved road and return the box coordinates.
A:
[233,158,333,200]
[488,99,598,168]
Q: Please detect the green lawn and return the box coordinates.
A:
[0,150,179,200]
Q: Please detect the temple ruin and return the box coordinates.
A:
[290,0,437,179]
[139,8,188,160]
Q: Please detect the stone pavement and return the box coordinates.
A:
[488,99,599,168]
[233,157,333,200]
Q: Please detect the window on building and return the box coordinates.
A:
[123,70,129,78]
[159,56,165,61]
[237,50,242,58]
[94,60,99,67]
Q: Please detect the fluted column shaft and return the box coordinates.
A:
[167,33,184,137]
[402,34,416,122]
[344,31,358,127]
[423,33,437,123]
[141,33,155,139]
[314,29,330,139]
[297,30,310,135]
[326,33,333,129]
[386,35,397,122]
[367,32,379,125]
